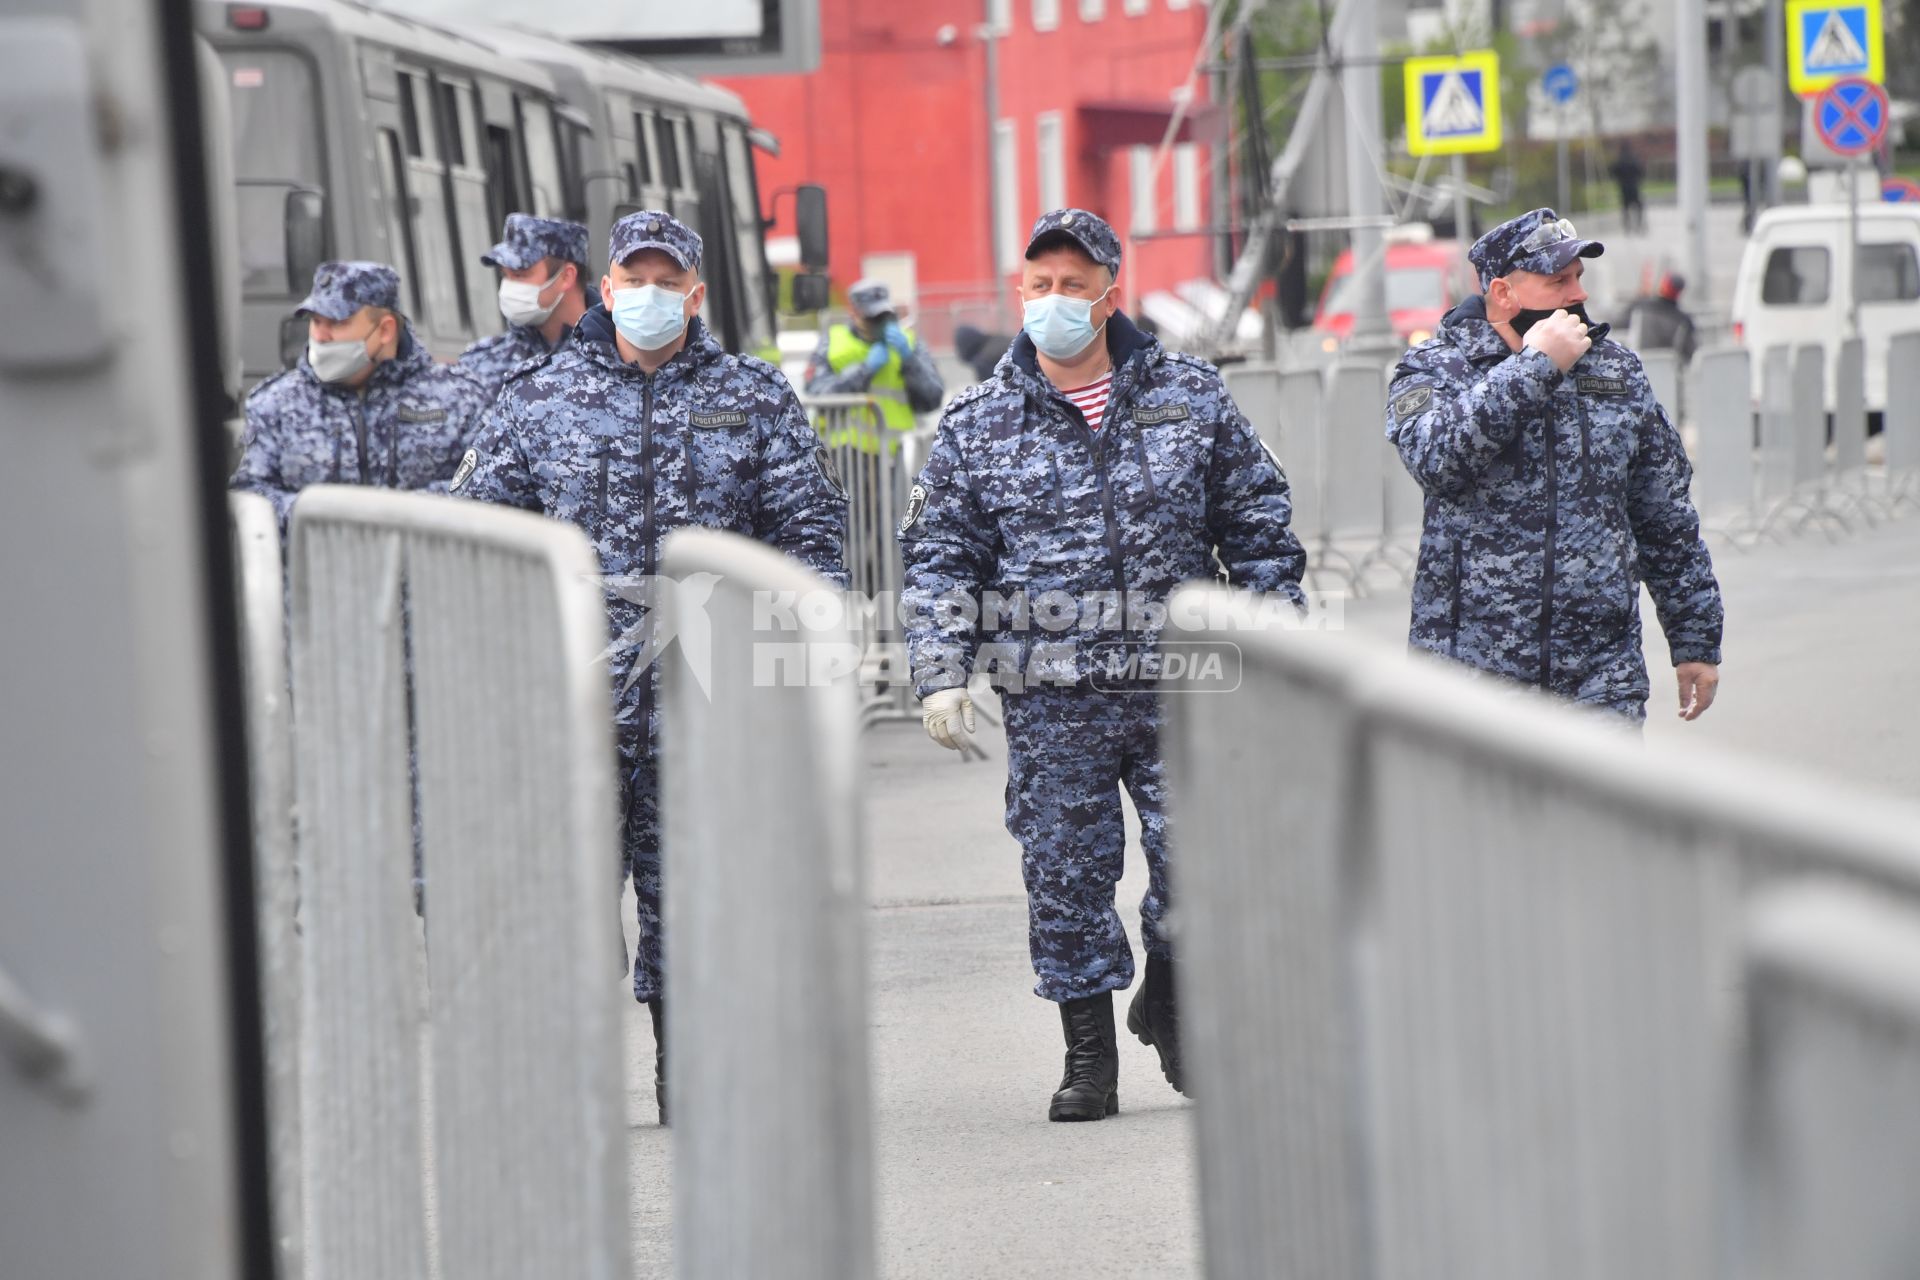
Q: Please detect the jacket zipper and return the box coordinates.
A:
[641,376,657,577]
[1047,451,1064,513]
[1449,542,1463,658]
[1577,399,1592,495]
[1068,396,1129,600]
[353,393,370,485]
[1538,409,1558,685]
[595,450,610,534]
[387,401,400,488]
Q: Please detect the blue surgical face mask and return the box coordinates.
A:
[1023,287,1112,361]
[611,284,691,352]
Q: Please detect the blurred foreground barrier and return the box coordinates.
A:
[1166,590,1920,1280]
[659,529,874,1280]
[1739,883,1920,1280]
[804,394,915,723]
[287,488,625,1280]
[228,493,302,1280]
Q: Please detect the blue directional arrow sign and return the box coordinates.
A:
[1814,78,1889,156]
[1541,63,1578,104]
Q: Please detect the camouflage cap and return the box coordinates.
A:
[848,278,894,319]
[482,213,590,271]
[295,260,401,321]
[609,210,703,272]
[1470,207,1604,288]
[1025,208,1121,274]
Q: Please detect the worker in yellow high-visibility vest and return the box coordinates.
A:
[804,278,946,453]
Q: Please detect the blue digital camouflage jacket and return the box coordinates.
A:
[230,325,487,524]
[1386,294,1723,718]
[899,312,1308,698]
[457,307,849,740]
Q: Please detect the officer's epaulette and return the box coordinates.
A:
[732,351,786,382]
[501,349,559,387]
[244,367,293,406]
[1159,348,1221,377]
[942,378,1002,417]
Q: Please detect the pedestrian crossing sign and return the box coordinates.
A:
[1785,0,1882,96]
[1404,51,1502,156]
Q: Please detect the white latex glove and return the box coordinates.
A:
[921,688,976,751]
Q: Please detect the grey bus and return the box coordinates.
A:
[198,0,826,386]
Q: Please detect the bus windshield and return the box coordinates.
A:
[219,49,325,298]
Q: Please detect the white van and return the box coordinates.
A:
[1728,203,1920,413]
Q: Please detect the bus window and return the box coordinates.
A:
[623,163,639,200]
[219,49,326,298]
[557,115,591,224]
[632,112,655,188]
[379,128,426,319]
[437,81,467,167]
[440,74,496,335]
[398,71,425,158]
[656,115,684,192]
[720,124,776,353]
[516,95,563,219]
[485,124,518,232]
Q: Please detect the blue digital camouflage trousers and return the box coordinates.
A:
[1002,686,1171,1003]
[620,696,665,1003]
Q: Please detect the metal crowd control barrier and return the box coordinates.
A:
[1689,347,1755,538]
[1756,345,1796,526]
[1884,332,1920,511]
[287,487,625,1280]
[1739,883,1920,1280]
[803,393,915,724]
[1279,368,1329,559]
[1641,348,1681,425]
[1321,362,1386,589]
[1165,595,1920,1280]
[228,493,303,1280]
[658,529,874,1280]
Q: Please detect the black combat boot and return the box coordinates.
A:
[1048,992,1120,1122]
[1126,954,1188,1097]
[647,998,669,1126]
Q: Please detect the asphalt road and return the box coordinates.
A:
[620,494,1920,1277]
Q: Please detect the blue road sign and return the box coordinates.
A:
[1542,63,1579,104]
[1814,78,1889,156]
[1883,178,1920,204]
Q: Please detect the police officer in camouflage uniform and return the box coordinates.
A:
[900,209,1307,1122]
[456,211,848,1123]
[231,260,486,523]
[455,214,593,403]
[1386,208,1723,722]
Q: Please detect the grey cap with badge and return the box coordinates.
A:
[608,210,704,272]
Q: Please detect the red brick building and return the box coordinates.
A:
[713,0,1219,342]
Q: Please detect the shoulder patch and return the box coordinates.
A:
[449,447,478,493]
[1132,403,1192,426]
[1392,385,1435,419]
[1576,375,1629,396]
[898,483,928,536]
[689,410,751,429]
[814,445,847,499]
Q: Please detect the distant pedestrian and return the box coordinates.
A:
[1626,272,1698,364]
[953,323,1013,383]
[805,278,945,452]
[1611,143,1646,234]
